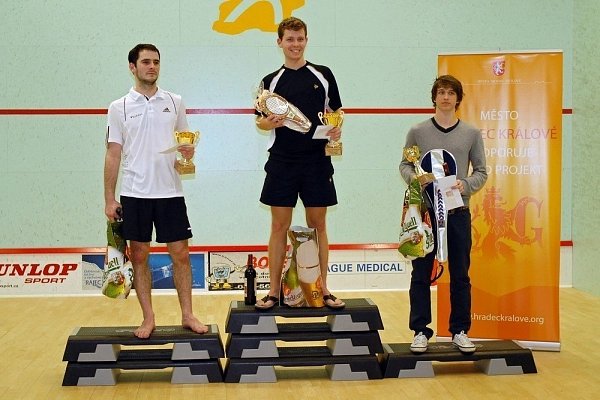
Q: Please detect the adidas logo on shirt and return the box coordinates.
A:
[163,107,171,113]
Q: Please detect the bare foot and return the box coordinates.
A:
[134,318,155,339]
[182,315,209,334]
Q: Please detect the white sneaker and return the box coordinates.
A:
[410,332,428,353]
[452,331,476,353]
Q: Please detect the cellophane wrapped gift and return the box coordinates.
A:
[101,221,133,299]
[282,226,324,307]
[398,179,435,260]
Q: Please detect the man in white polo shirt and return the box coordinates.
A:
[104,43,208,338]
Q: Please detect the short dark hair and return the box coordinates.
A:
[277,17,307,39]
[128,44,160,65]
[431,75,464,109]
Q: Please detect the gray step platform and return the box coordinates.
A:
[380,340,537,378]
[62,325,224,385]
[226,324,383,357]
[224,350,382,382]
[225,298,384,334]
[62,352,223,385]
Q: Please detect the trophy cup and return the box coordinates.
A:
[318,109,344,156]
[174,131,200,175]
[255,82,312,133]
[404,145,435,185]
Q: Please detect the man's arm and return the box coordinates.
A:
[104,142,122,221]
[399,129,418,185]
[175,98,195,159]
[464,132,488,196]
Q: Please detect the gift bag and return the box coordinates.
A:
[101,220,134,299]
[398,179,435,260]
[282,226,324,307]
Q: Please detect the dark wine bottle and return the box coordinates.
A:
[244,254,257,305]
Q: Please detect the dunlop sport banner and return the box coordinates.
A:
[437,52,562,349]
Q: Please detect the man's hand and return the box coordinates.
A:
[105,200,123,222]
[326,126,342,142]
[178,144,195,160]
[452,180,465,194]
[256,114,286,130]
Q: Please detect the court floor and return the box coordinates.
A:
[0,288,598,399]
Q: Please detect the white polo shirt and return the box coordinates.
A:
[107,87,190,198]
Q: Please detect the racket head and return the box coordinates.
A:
[265,95,289,115]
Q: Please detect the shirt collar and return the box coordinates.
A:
[128,87,165,101]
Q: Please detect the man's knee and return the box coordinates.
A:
[129,246,149,266]
[271,219,291,233]
[306,219,326,233]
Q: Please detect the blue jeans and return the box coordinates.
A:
[409,207,472,338]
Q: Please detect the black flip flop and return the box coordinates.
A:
[323,294,345,309]
[255,295,279,310]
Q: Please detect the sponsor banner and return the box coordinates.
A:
[327,257,410,291]
[1,254,85,295]
[147,253,207,290]
[81,254,106,291]
[0,251,207,296]
[437,52,562,344]
[208,250,409,292]
[1,249,408,295]
[208,252,270,291]
[84,252,207,291]
[327,261,406,274]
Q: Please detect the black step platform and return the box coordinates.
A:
[224,298,385,382]
[226,324,383,358]
[380,340,537,378]
[62,325,224,385]
[224,351,382,382]
[225,298,384,333]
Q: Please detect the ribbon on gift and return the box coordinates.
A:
[420,149,458,265]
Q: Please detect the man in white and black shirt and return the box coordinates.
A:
[254,17,345,310]
[104,43,208,338]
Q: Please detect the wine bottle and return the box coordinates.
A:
[244,254,257,305]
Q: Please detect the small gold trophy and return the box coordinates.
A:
[318,110,344,156]
[174,131,200,175]
[404,145,435,185]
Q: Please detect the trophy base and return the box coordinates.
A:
[175,161,196,175]
[417,173,435,186]
[325,143,343,156]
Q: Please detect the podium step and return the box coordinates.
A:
[62,324,224,385]
[62,357,223,385]
[224,351,382,382]
[63,324,224,362]
[225,298,384,334]
[223,298,385,382]
[226,327,383,357]
[381,340,537,378]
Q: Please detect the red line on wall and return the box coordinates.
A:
[0,241,575,254]
[0,109,108,115]
[0,108,574,115]
[186,108,254,114]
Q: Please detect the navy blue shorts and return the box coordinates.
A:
[119,196,193,243]
[260,158,337,207]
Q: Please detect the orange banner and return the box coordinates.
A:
[437,52,562,347]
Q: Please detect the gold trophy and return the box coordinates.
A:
[318,110,344,156]
[174,131,200,175]
[404,145,435,185]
